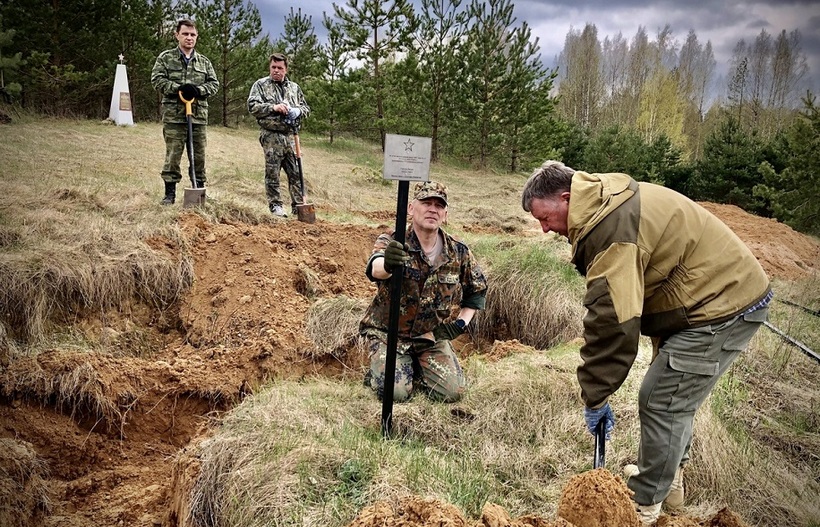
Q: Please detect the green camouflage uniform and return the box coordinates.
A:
[150,48,219,185]
[247,75,310,212]
[360,226,488,402]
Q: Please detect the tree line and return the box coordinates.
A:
[0,0,816,235]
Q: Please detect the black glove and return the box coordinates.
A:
[179,83,200,100]
[433,320,466,341]
[382,240,409,273]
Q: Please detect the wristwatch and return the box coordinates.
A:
[455,318,467,330]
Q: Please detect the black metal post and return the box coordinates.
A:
[381,180,410,438]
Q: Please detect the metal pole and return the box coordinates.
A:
[381,180,410,438]
[593,419,606,469]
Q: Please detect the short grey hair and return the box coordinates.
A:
[521,160,575,212]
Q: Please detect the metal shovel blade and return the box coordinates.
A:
[296,202,315,223]
[183,187,206,208]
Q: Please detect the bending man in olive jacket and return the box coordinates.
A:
[521,160,771,525]
[150,19,219,205]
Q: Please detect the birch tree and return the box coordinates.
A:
[624,26,652,127]
[557,23,603,129]
[600,32,629,127]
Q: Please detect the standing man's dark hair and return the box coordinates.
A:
[247,52,310,217]
[522,160,772,525]
[150,18,219,205]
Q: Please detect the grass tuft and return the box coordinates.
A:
[304,296,368,359]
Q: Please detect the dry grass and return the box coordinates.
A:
[187,347,588,527]
[0,118,538,350]
[185,339,820,527]
[465,235,586,349]
[0,438,51,527]
[0,352,124,430]
[304,296,369,359]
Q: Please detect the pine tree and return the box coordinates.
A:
[332,0,417,149]
[0,16,23,103]
[756,93,820,235]
[415,0,468,161]
[184,0,272,127]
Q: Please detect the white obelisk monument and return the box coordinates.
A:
[109,54,134,126]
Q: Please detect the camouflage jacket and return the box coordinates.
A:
[247,76,310,133]
[150,48,219,125]
[359,228,488,345]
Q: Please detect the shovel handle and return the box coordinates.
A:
[179,91,197,189]
[593,419,607,469]
[293,132,302,159]
[179,91,195,116]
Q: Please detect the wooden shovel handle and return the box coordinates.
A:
[179,91,195,116]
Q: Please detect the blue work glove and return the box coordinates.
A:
[286,107,301,120]
[584,403,616,440]
[382,240,409,273]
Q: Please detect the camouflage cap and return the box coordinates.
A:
[413,181,448,205]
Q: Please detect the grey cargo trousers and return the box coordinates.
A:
[628,306,768,505]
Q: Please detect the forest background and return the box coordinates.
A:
[0,0,817,236]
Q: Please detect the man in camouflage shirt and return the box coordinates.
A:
[150,19,219,205]
[360,181,488,403]
[247,53,311,217]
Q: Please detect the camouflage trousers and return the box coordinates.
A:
[259,130,303,211]
[365,336,466,403]
[161,123,207,185]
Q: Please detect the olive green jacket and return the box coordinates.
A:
[568,171,770,408]
[150,48,219,125]
[247,76,310,133]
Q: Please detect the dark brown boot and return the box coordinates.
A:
[161,182,176,205]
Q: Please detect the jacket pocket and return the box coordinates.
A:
[434,272,460,312]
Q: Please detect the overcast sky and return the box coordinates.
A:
[254,0,820,98]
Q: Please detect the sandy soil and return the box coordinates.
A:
[1,203,818,527]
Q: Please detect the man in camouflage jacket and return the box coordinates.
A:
[360,181,488,403]
[247,53,311,217]
[150,19,219,205]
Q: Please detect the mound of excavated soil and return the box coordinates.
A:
[1,204,817,527]
[343,469,751,527]
[698,202,819,281]
[557,468,640,527]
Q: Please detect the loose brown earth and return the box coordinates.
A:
[1,203,818,527]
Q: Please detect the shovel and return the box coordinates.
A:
[292,132,316,223]
[180,92,206,208]
[593,418,607,469]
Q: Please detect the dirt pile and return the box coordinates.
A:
[557,469,640,527]
[0,204,817,527]
[698,202,819,281]
[343,469,751,527]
